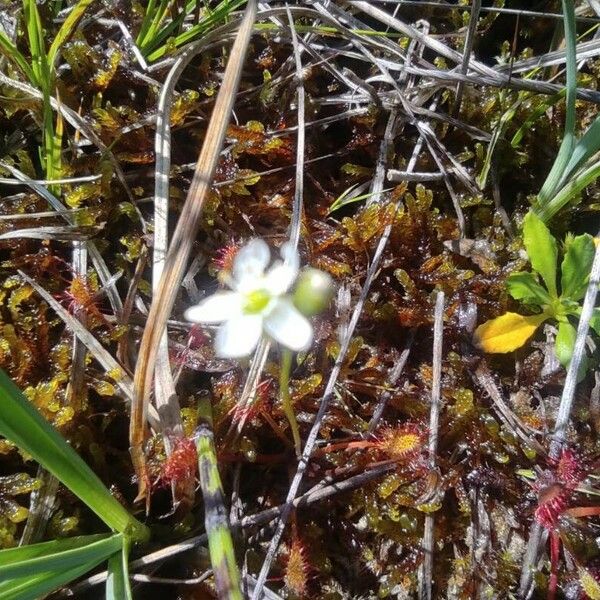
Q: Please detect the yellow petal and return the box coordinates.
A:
[473,312,547,353]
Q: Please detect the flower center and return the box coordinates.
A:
[243,289,271,314]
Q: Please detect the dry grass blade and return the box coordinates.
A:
[130,0,258,504]
[0,161,123,315]
[418,291,444,600]
[0,224,101,241]
[452,0,481,114]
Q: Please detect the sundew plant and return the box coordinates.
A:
[4,1,600,599]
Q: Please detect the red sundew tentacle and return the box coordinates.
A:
[160,437,197,486]
[548,531,561,600]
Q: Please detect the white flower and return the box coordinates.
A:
[184,239,313,358]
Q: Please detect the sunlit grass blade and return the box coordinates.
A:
[511,91,563,148]
[537,0,577,204]
[328,185,394,214]
[0,560,101,600]
[477,94,522,190]
[0,368,148,542]
[537,160,600,223]
[47,0,94,67]
[145,0,245,61]
[0,533,123,579]
[106,539,133,600]
[23,0,49,88]
[196,399,243,600]
[0,29,35,81]
[0,533,109,566]
[138,0,172,52]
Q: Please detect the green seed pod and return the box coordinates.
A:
[293,268,334,316]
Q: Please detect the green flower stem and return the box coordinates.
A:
[280,348,301,458]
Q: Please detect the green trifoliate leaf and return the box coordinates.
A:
[523,211,558,298]
[555,320,576,368]
[561,233,595,300]
[506,272,551,306]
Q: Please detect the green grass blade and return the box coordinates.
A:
[196,399,243,600]
[138,0,172,52]
[47,0,94,67]
[0,533,109,565]
[22,0,49,87]
[0,29,36,81]
[0,368,148,542]
[536,160,600,222]
[1,533,123,579]
[106,538,133,600]
[557,116,600,188]
[477,96,522,190]
[538,0,577,204]
[146,0,245,61]
[0,560,102,600]
[511,91,563,148]
[136,0,159,46]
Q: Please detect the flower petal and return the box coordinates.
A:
[215,314,263,358]
[264,298,313,352]
[184,292,241,324]
[232,238,270,290]
[264,262,298,295]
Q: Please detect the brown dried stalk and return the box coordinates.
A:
[129,0,258,504]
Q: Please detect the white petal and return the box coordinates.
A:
[184,292,241,324]
[214,314,263,358]
[264,262,298,295]
[264,298,313,352]
[232,239,270,289]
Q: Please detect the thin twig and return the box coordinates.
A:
[452,0,481,115]
[418,291,444,600]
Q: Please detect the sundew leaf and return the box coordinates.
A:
[555,320,577,368]
[473,312,548,353]
[506,272,551,306]
[522,211,558,298]
[561,233,595,300]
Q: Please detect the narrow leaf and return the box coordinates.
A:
[0,533,109,565]
[522,211,558,297]
[561,233,595,300]
[106,539,133,600]
[1,533,123,579]
[47,0,94,67]
[0,560,101,600]
[0,369,148,541]
[506,271,551,306]
[473,312,547,353]
[537,0,577,203]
